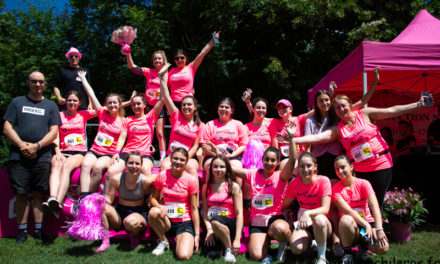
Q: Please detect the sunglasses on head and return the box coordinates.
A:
[174,56,185,61]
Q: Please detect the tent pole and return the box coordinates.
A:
[363,71,368,108]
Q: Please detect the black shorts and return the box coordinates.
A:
[7,161,51,194]
[87,151,112,159]
[166,220,195,237]
[250,214,285,234]
[116,204,147,224]
[120,152,154,164]
[211,215,237,240]
[61,151,86,157]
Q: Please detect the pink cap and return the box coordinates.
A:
[276,99,292,108]
[65,47,82,59]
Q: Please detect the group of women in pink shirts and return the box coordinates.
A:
[43,32,434,263]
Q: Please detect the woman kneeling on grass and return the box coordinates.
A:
[283,152,332,264]
[148,148,200,260]
[231,123,297,262]
[202,155,243,263]
[96,151,150,253]
[332,155,388,263]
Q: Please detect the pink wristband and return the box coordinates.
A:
[114,150,121,155]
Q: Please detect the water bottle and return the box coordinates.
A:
[261,255,272,264]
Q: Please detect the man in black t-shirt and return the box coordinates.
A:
[53,47,92,110]
[3,71,60,244]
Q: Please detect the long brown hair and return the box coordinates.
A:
[105,93,125,117]
[207,155,234,198]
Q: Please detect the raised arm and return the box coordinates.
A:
[280,122,297,181]
[364,93,434,122]
[126,53,136,70]
[77,70,102,111]
[191,31,220,71]
[352,67,379,110]
[230,163,248,180]
[159,63,178,115]
[295,126,339,145]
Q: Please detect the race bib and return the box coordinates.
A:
[252,194,273,210]
[94,132,114,147]
[297,207,313,227]
[353,207,366,219]
[170,140,189,152]
[351,142,374,163]
[166,202,186,219]
[217,143,235,155]
[146,89,161,100]
[64,134,84,146]
[251,214,272,227]
[207,206,229,220]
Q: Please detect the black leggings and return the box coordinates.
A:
[355,167,393,212]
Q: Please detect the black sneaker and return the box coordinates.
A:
[48,199,61,219]
[33,229,43,240]
[16,231,28,244]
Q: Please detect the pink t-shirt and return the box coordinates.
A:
[90,107,124,155]
[132,67,161,105]
[246,170,287,219]
[168,63,196,102]
[245,119,273,148]
[206,182,237,219]
[269,115,306,157]
[154,170,198,223]
[121,111,158,156]
[285,175,331,210]
[200,119,249,156]
[332,177,375,223]
[59,110,96,152]
[338,110,392,172]
[167,111,204,155]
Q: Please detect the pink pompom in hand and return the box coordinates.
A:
[111,26,137,55]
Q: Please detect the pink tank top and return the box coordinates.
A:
[206,182,237,219]
[338,110,392,172]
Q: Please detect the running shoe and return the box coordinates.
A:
[224,248,236,263]
[332,243,344,257]
[152,240,169,256]
[341,253,354,264]
[16,231,28,244]
[275,243,288,262]
[315,256,328,264]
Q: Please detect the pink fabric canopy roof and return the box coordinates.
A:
[308,9,440,107]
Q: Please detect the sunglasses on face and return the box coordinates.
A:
[29,79,46,84]
[174,56,186,61]
[69,55,80,59]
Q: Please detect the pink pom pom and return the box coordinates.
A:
[66,193,106,241]
[242,139,265,169]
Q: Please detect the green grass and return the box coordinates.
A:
[1,224,439,264]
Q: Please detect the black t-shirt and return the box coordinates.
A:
[3,95,61,162]
[55,66,91,110]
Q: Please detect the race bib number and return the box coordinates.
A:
[217,144,235,155]
[146,89,161,100]
[94,132,114,147]
[166,202,186,219]
[170,140,189,152]
[207,206,229,220]
[351,142,374,163]
[64,134,84,146]
[252,194,273,210]
[251,214,272,227]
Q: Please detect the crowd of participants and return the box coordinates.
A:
[2,31,435,263]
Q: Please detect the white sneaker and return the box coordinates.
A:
[152,240,169,256]
[311,239,318,251]
[341,253,354,264]
[224,248,236,263]
[315,256,328,264]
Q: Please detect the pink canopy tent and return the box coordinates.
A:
[307,9,440,108]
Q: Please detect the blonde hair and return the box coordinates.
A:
[152,50,168,65]
[333,95,353,109]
